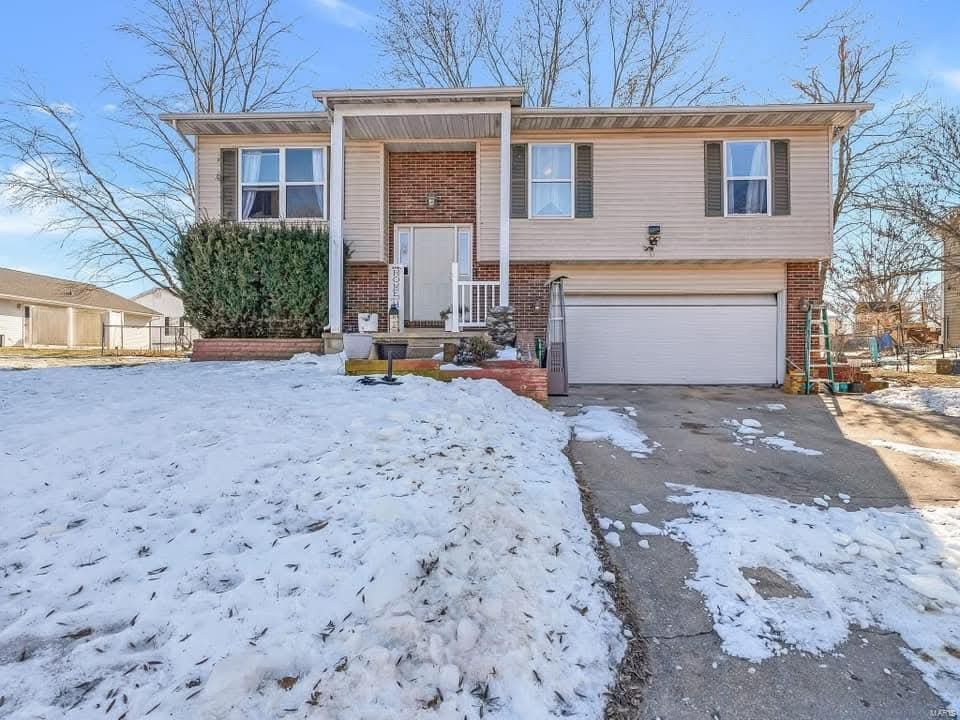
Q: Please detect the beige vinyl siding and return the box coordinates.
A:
[344,142,386,262]
[197,134,330,220]
[477,128,831,263]
[477,139,501,261]
[552,262,787,295]
[945,234,960,347]
[195,134,385,262]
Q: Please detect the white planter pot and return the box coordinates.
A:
[343,333,374,359]
[357,313,379,333]
[444,316,456,332]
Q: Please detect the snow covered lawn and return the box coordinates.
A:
[864,387,960,417]
[663,485,960,711]
[0,359,622,719]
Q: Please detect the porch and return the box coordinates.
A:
[322,87,522,336]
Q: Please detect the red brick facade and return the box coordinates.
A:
[344,150,479,332]
[477,262,551,353]
[386,150,477,263]
[192,337,324,361]
[785,261,824,369]
[344,263,388,333]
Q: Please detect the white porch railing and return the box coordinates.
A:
[451,262,500,330]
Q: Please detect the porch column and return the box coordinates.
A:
[329,111,345,335]
[498,107,511,305]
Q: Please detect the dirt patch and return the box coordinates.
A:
[0,349,185,370]
[864,367,960,389]
[741,566,811,599]
[565,446,648,719]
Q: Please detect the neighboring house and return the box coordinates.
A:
[944,231,959,349]
[162,87,870,384]
[131,287,200,346]
[0,267,157,349]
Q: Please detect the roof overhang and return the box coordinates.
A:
[512,103,873,134]
[0,292,157,316]
[160,112,331,136]
[313,86,525,110]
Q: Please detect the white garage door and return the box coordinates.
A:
[566,295,779,384]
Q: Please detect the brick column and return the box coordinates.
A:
[785,261,823,370]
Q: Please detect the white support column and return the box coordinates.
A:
[498,107,511,306]
[450,262,460,332]
[329,112,345,334]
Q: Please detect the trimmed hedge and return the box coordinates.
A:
[173,221,330,338]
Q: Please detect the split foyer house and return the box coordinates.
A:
[162,87,870,384]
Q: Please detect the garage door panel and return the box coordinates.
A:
[31,306,69,346]
[566,297,778,384]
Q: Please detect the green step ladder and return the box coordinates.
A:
[804,304,837,394]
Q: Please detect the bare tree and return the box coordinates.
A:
[0,0,308,292]
[792,7,917,240]
[375,0,483,87]
[607,0,732,107]
[377,0,731,107]
[871,105,960,274]
[477,0,586,106]
[828,221,929,323]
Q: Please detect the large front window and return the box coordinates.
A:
[240,148,326,220]
[725,141,769,215]
[530,144,573,218]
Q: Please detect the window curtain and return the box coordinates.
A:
[241,152,262,219]
[311,149,325,212]
[745,181,766,213]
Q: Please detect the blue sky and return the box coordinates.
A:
[0,0,957,295]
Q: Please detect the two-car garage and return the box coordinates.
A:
[554,264,786,385]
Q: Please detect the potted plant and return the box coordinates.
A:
[440,307,456,332]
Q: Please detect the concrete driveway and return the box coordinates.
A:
[556,385,960,720]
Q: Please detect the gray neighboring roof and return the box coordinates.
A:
[0,267,157,315]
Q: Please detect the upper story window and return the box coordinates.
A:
[240,148,326,220]
[725,141,769,216]
[530,143,573,218]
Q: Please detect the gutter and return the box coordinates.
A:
[168,117,195,152]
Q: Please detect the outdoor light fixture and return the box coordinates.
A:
[425,192,439,209]
[645,225,661,252]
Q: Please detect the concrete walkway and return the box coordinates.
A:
[556,385,960,720]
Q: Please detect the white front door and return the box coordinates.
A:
[410,227,456,321]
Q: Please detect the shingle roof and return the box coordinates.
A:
[0,267,157,315]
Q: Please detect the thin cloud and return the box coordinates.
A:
[314,0,372,29]
[941,69,960,92]
[103,103,118,114]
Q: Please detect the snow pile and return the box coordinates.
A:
[665,484,960,710]
[569,406,656,458]
[0,361,623,719]
[871,440,960,468]
[722,417,822,456]
[864,387,960,417]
